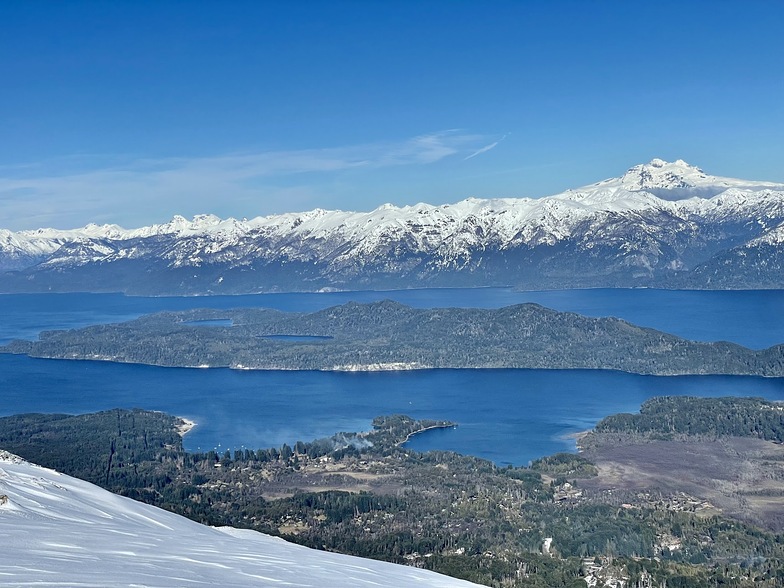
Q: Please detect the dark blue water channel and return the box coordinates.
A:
[1,288,783,465]
[2,354,783,466]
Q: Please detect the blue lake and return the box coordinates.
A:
[262,335,334,341]
[3,287,784,348]
[183,319,234,327]
[1,288,783,465]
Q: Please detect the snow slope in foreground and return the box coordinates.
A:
[0,451,480,587]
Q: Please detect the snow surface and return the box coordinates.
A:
[0,451,481,587]
[3,159,784,273]
[581,158,782,200]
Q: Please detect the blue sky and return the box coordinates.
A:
[1,0,783,230]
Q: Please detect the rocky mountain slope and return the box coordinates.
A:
[2,159,783,293]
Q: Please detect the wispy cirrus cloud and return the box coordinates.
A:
[0,131,500,230]
[464,133,508,161]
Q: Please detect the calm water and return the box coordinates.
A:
[1,288,783,465]
[3,287,784,348]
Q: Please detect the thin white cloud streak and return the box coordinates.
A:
[0,131,492,230]
[464,134,508,161]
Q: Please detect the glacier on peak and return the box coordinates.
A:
[1,159,783,291]
[620,158,707,192]
[610,158,782,200]
[7,159,782,238]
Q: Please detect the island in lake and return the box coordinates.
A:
[4,300,784,376]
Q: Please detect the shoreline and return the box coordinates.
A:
[398,422,456,446]
[561,429,593,452]
[4,349,781,378]
[177,417,196,437]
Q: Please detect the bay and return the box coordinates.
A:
[2,353,783,466]
[1,288,783,465]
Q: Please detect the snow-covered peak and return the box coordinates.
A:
[144,214,223,235]
[587,158,784,201]
[125,214,253,240]
[5,160,782,241]
[552,159,784,210]
[0,451,480,587]
[3,159,784,279]
[620,159,708,192]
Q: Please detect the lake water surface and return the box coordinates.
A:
[1,288,783,465]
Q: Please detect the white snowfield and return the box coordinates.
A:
[3,158,783,270]
[0,451,481,588]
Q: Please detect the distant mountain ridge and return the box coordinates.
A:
[2,159,784,293]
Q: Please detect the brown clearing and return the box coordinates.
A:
[581,437,784,532]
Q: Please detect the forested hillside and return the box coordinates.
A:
[2,400,784,587]
[4,301,784,376]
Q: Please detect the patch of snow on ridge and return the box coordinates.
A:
[0,451,481,587]
[746,221,784,247]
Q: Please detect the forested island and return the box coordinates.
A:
[3,301,784,376]
[2,396,784,587]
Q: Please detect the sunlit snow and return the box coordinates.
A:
[3,159,783,273]
[0,451,480,588]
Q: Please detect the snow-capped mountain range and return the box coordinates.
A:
[2,159,783,294]
[0,451,480,587]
